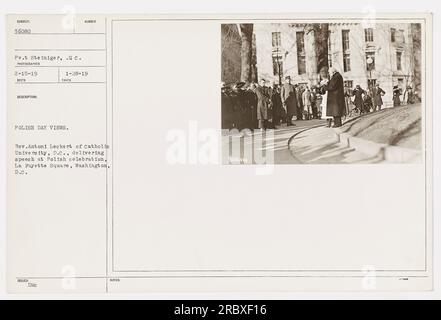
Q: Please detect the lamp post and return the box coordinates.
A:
[366,56,373,90]
[273,49,283,85]
[273,47,288,85]
[277,56,282,85]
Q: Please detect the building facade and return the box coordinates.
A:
[254,23,419,107]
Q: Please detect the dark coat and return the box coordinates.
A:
[228,92,242,128]
[280,83,298,117]
[221,91,232,129]
[254,86,271,120]
[393,88,401,107]
[235,90,251,130]
[272,89,283,118]
[247,90,258,128]
[352,88,365,110]
[372,87,385,106]
[323,72,346,117]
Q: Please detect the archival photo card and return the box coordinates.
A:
[6,13,432,293]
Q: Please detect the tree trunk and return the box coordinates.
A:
[239,24,254,83]
[411,23,421,94]
[314,23,329,74]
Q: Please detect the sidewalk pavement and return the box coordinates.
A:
[289,126,387,164]
[222,119,324,164]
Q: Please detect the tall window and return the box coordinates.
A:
[399,29,405,43]
[366,51,376,71]
[327,31,332,68]
[396,51,402,70]
[272,55,283,76]
[342,30,351,72]
[392,29,405,43]
[272,32,283,77]
[391,28,396,42]
[342,30,350,52]
[364,28,374,42]
[395,29,405,43]
[343,54,351,73]
[296,31,306,75]
[272,32,282,48]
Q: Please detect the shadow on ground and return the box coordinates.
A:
[289,127,386,164]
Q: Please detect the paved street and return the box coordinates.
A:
[289,126,388,164]
[222,119,325,165]
[222,116,394,164]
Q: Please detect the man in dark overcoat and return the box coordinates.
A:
[254,79,272,130]
[271,84,283,128]
[372,83,386,111]
[393,85,402,107]
[280,76,298,126]
[321,67,346,127]
[352,85,366,114]
[246,84,258,129]
[234,82,249,130]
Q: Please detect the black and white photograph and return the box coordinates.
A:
[222,21,423,164]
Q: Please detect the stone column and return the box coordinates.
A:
[305,29,318,87]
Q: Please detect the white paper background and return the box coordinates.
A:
[0,0,439,300]
[111,19,426,272]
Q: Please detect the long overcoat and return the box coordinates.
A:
[254,86,271,120]
[352,88,365,110]
[323,72,346,117]
[280,83,298,117]
[372,87,385,106]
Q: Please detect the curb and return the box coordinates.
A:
[287,124,327,164]
[334,128,421,163]
[287,124,326,147]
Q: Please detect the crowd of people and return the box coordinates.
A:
[221,77,324,131]
[221,67,420,130]
[345,83,418,116]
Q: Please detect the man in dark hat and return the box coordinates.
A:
[372,83,386,111]
[405,85,414,104]
[245,83,258,129]
[254,78,272,130]
[271,83,283,128]
[393,85,401,107]
[352,84,366,114]
[280,76,297,126]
